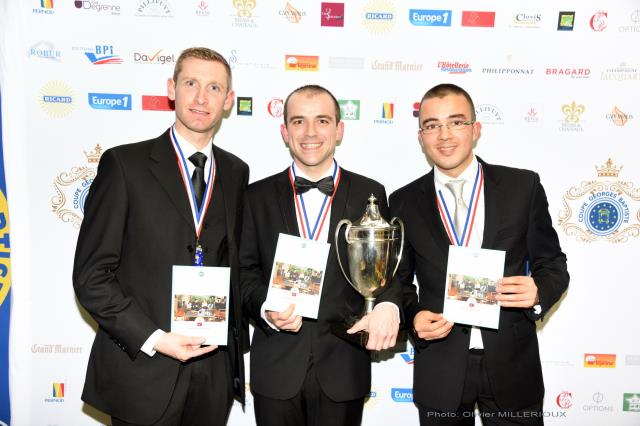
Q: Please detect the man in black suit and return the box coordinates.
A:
[390,84,569,425]
[240,85,400,426]
[73,47,248,426]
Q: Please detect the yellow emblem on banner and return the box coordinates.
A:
[0,189,11,307]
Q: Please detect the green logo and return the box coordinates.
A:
[339,99,360,120]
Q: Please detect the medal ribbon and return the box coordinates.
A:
[436,163,483,247]
[289,160,341,241]
[169,126,215,240]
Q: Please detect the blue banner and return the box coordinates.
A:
[0,89,11,425]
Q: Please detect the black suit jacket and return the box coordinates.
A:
[389,158,569,412]
[73,129,248,424]
[240,168,400,402]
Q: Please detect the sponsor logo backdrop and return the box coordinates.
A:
[1,0,639,425]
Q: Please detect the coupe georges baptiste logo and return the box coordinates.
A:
[590,10,607,31]
[51,145,103,229]
[559,159,640,243]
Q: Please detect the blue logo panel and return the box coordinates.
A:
[391,388,414,402]
[409,9,452,26]
[88,93,132,110]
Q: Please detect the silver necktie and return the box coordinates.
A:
[445,179,468,241]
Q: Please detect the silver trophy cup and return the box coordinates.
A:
[333,194,404,346]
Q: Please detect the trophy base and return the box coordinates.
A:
[330,319,369,347]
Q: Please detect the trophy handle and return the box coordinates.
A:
[390,217,405,278]
[334,219,357,290]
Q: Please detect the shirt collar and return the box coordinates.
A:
[292,159,337,181]
[434,155,478,187]
[172,125,213,161]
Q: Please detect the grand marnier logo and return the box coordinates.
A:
[51,145,102,229]
[559,159,640,243]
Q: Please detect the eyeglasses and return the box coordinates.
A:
[419,120,475,135]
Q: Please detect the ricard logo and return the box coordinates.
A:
[558,159,640,243]
[51,145,103,229]
[39,81,75,118]
[362,0,396,34]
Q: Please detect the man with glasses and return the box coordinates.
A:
[390,83,569,425]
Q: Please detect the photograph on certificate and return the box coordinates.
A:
[443,246,505,329]
[264,233,330,319]
[171,265,229,345]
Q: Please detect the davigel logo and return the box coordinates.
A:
[409,9,451,27]
[88,93,132,110]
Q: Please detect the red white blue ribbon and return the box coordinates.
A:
[289,160,341,241]
[436,163,483,247]
[169,126,215,239]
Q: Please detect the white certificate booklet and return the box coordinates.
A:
[264,233,330,319]
[171,265,230,345]
[442,246,505,329]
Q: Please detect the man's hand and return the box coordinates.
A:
[154,332,217,362]
[266,303,303,332]
[347,304,399,351]
[496,276,538,308]
[413,310,453,341]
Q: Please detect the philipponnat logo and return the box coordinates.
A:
[558,159,640,243]
[51,145,103,229]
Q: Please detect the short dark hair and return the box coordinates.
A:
[283,85,341,125]
[173,47,232,90]
[419,83,476,121]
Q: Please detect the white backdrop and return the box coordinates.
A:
[1,0,640,425]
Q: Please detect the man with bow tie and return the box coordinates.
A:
[240,85,401,426]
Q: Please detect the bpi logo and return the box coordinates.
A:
[391,388,413,402]
[409,9,451,27]
[400,347,414,364]
[84,45,122,65]
[556,391,573,409]
[88,93,132,110]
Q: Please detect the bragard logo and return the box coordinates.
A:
[559,160,640,243]
[51,145,102,228]
[546,68,591,78]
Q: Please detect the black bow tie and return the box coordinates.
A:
[294,176,335,196]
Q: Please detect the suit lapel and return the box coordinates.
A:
[417,171,451,258]
[213,145,234,238]
[327,168,350,244]
[276,169,299,236]
[479,159,503,249]
[149,130,195,231]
